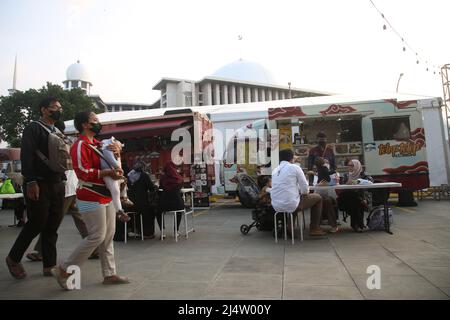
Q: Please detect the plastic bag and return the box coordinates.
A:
[0,179,16,194]
[357,178,373,185]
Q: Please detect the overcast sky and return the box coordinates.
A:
[0,0,448,104]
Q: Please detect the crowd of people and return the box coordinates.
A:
[258,131,374,236]
[4,97,187,290]
[3,97,376,290]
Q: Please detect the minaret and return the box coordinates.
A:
[8,54,18,95]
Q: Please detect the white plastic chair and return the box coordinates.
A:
[124,212,144,244]
[160,207,194,242]
[274,210,304,244]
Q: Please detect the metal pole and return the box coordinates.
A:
[396,73,404,93]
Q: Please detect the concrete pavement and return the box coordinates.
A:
[0,199,449,300]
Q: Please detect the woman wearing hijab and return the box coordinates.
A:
[126,161,157,239]
[337,159,373,232]
[156,161,184,235]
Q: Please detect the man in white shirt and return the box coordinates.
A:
[271,149,326,236]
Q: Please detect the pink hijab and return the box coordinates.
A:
[348,159,363,181]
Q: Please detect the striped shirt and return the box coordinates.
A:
[76,199,110,213]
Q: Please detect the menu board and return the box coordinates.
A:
[191,163,210,207]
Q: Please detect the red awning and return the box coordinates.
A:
[100,119,189,138]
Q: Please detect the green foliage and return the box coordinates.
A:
[0,82,101,147]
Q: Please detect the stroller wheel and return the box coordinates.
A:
[240,224,250,235]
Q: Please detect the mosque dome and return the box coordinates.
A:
[66,60,91,83]
[211,59,277,84]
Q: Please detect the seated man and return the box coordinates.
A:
[271,149,326,236]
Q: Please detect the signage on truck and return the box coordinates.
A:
[378,142,423,157]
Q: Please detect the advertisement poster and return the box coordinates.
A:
[279,126,292,150]
[191,164,210,207]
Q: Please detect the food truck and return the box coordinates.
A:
[222,96,450,194]
[66,110,215,207]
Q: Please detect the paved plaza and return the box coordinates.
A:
[0,198,449,300]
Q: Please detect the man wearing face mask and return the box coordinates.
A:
[307,131,336,186]
[6,97,66,279]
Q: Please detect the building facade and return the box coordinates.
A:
[152,60,328,108]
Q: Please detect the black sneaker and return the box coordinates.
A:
[16,220,26,227]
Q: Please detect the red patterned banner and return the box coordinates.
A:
[409,127,426,147]
[268,106,306,120]
[383,161,429,174]
[385,99,417,109]
[319,104,357,115]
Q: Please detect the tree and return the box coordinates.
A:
[0,82,102,147]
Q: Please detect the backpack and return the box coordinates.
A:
[367,205,393,230]
[34,121,72,173]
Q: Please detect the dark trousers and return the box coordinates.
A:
[142,206,156,236]
[8,181,65,268]
[130,206,156,237]
[338,190,365,230]
[33,195,98,256]
[156,209,182,231]
[14,198,26,222]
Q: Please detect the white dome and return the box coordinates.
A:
[211,59,277,84]
[66,60,91,82]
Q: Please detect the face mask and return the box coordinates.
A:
[318,140,327,147]
[89,122,102,134]
[49,110,62,121]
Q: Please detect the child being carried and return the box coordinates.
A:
[101,137,130,222]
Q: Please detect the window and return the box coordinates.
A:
[71,81,78,88]
[372,117,411,141]
[81,82,87,89]
[184,92,192,106]
[339,119,362,142]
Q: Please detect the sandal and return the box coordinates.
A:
[26,252,43,262]
[103,275,130,285]
[5,256,27,279]
[117,210,130,223]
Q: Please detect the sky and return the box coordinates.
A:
[0,0,448,104]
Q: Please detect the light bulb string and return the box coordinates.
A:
[369,0,441,74]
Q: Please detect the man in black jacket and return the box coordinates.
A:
[5,97,66,279]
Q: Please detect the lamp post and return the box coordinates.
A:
[396,73,404,93]
[288,82,292,98]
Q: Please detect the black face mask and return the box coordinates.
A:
[89,122,102,134]
[49,110,62,121]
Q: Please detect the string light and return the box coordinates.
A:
[369,0,442,76]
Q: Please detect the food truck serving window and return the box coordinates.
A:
[372,117,411,141]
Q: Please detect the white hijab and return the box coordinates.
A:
[348,159,362,181]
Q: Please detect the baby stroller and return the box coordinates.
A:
[240,204,276,235]
[239,174,277,235]
[235,173,260,208]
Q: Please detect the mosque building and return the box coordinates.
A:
[153,59,327,108]
[62,60,93,94]
[62,59,328,112]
